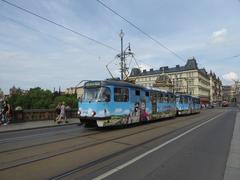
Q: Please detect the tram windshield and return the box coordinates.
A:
[176,95,184,103]
[82,87,111,102]
[176,95,181,103]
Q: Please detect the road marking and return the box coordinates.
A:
[93,112,226,180]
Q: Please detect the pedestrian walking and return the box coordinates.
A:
[59,102,68,124]
[55,103,61,123]
[1,101,12,125]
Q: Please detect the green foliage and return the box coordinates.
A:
[53,94,78,108]
[0,88,4,99]
[7,87,77,109]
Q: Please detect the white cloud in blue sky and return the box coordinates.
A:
[0,0,240,93]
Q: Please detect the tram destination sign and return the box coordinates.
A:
[85,81,101,88]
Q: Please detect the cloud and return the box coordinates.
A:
[138,63,152,71]
[1,0,240,94]
[223,72,238,82]
[210,28,228,44]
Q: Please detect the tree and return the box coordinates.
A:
[0,88,4,100]
[7,87,77,109]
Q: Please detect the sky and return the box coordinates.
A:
[0,0,240,94]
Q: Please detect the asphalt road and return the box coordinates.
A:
[94,109,236,180]
[0,107,237,180]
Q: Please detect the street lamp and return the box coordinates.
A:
[184,78,189,94]
[119,29,124,80]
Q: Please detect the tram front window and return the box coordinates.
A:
[83,87,110,102]
[176,96,180,103]
[176,96,184,103]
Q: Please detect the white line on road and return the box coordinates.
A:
[93,112,226,180]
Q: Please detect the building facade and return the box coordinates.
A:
[129,58,222,105]
[65,86,84,99]
[209,71,222,103]
[222,81,240,103]
[222,85,234,102]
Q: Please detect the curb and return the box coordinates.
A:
[223,112,240,180]
[0,122,80,134]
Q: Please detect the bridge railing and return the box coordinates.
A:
[12,108,78,123]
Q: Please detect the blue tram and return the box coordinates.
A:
[192,96,201,113]
[78,80,177,127]
[176,94,200,115]
[176,94,192,115]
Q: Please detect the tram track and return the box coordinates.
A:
[50,110,230,179]
[0,109,223,172]
[0,112,204,154]
[0,130,103,154]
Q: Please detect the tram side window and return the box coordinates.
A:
[164,94,168,103]
[167,94,170,103]
[168,94,173,103]
[193,98,197,104]
[157,92,161,103]
[161,93,165,102]
[173,95,176,102]
[114,88,129,102]
[135,90,140,96]
[150,92,157,103]
[145,91,149,97]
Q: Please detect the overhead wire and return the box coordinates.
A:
[0,13,111,63]
[0,0,119,52]
[132,56,141,69]
[136,59,156,69]
[96,0,186,62]
[222,54,240,60]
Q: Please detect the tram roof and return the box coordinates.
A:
[175,93,200,98]
[84,80,173,94]
[84,80,146,89]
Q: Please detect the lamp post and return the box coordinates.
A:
[119,29,124,80]
[184,78,189,94]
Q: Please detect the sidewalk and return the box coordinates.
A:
[224,112,240,180]
[0,118,80,133]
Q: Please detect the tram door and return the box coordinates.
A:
[150,92,157,114]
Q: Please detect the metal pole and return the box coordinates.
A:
[120,30,124,80]
[121,36,123,80]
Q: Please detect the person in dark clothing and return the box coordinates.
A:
[1,101,12,125]
[55,103,61,123]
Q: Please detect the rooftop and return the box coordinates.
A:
[130,58,209,79]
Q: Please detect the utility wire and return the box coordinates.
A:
[223,54,240,60]
[96,0,186,62]
[133,56,141,69]
[134,58,156,69]
[0,14,104,59]
[1,0,118,52]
